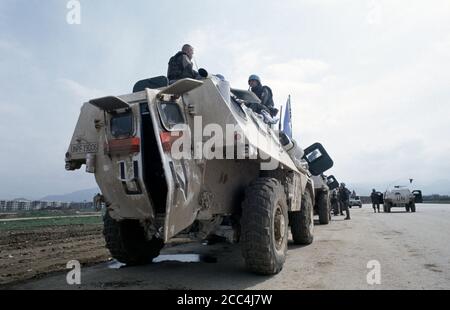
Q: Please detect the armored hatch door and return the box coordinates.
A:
[230,88,261,104]
[90,96,129,112]
[412,190,423,203]
[376,192,384,204]
[303,143,334,176]
[158,78,203,96]
[326,175,339,190]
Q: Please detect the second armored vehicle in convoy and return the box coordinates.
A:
[65,71,333,275]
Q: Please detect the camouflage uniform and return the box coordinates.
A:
[371,190,380,213]
[249,84,275,114]
[330,190,340,216]
[339,186,351,220]
[93,193,103,212]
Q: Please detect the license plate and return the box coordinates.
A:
[70,143,98,154]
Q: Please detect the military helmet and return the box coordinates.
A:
[248,74,261,83]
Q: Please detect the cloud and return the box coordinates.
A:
[58,78,105,102]
[265,59,329,81]
[183,15,450,187]
[0,39,32,59]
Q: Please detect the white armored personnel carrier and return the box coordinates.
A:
[65,72,333,274]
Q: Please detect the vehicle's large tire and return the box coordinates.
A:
[241,178,288,275]
[317,191,330,225]
[103,211,164,266]
[410,202,416,213]
[290,190,314,245]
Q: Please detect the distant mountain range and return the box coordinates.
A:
[40,188,100,202]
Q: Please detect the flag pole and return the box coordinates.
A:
[279,105,283,131]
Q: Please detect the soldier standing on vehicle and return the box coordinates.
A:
[339,183,351,220]
[371,189,380,213]
[167,44,200,82]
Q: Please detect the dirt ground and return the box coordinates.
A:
[3,204,450,289]
[0,224,109,286]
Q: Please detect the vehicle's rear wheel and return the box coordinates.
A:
[290,190,314,245]
[317,191,330,225]
[385,203,391,213]
[241,178,288,275]
[103,211,164,266]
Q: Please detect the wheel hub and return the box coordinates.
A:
[274,204,286,250]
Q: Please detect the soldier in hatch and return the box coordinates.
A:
[167,44,200,83]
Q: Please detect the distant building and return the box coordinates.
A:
[0,199,94,212]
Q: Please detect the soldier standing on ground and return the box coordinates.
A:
[339,183,351,220]
[167,44,200,82]
[331,189,340,216]
[371,189,380,213]
[93,193,103,212]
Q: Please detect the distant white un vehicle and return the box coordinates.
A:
[383,186,422,213]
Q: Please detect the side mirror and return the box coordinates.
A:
[326,175,339,190]
[303,143,334,176]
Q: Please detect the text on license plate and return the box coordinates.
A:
[70,143,98,154]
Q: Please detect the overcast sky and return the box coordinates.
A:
[0,0,449,199]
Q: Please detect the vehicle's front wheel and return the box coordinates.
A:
[103,211,164,266]
[241,178,288,275]
[290,190,314,245]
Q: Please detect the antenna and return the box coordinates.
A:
[193,58,199,71]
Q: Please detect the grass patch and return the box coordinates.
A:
[15,209,96,218]
[0,215,102,231]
